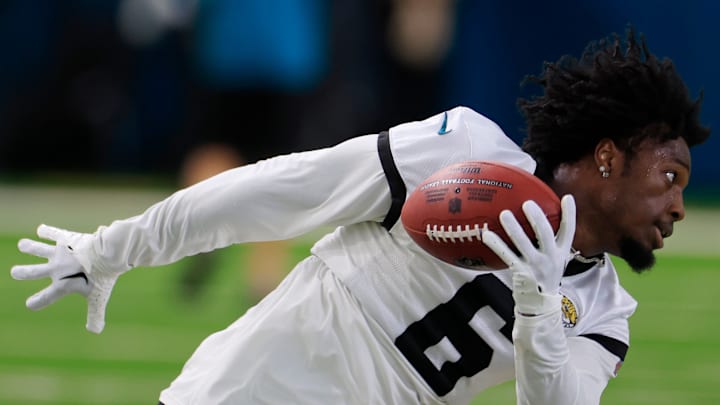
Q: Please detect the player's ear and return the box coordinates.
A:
[594,138,621,178]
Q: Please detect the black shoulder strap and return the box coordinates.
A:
[377,131,407,230]
[581,333,629,361]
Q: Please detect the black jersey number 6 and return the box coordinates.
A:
[394,274,515,396]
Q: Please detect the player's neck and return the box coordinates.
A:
[548,162,607,257]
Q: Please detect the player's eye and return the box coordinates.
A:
[665,171,677,183]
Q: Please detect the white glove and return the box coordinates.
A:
[11,224,125,333]
[482,195,576,316]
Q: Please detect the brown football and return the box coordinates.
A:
[401,161,561,269]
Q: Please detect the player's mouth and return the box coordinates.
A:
[654,227,664,249]
[654,225,673,249]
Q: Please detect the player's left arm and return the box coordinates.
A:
[483,195,619,404]
[83,133,392,269]
[511,310,623,404]
[11,134,391,333]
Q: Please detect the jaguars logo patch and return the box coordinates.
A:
[561,295,577,328]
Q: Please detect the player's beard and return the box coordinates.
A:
[619,237,656,273]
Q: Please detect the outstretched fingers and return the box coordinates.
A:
[26,276,90,309]
[18,238,55,259]
[25,284,67,310]
[521,200,556,251]
[482,224,520,268]
[556,195,577,249]
[13,239,57,279]
[11,263,52,280]
[37,224,65,242]
[499,209,537,260]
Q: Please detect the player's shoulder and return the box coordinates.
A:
[386,105,525,162]
[449,105,506,130]
[388,106,504,138]
[561,257,638,331]
[384,106,535,195]
[563,256,634,299]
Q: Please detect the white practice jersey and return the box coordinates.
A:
[84,106,637,404]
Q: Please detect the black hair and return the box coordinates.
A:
[519,27,711,181]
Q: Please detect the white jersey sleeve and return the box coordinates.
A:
[513,312,621,405]
[81,133,391,270]
[83,105,532,272]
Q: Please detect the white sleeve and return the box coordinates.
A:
[84,134,391,270]
[513,312,620,405]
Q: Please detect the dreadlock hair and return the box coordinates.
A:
[519,27,711,182]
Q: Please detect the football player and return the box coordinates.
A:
[11,28,710,404]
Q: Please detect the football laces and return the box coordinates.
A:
[425,223,489,243]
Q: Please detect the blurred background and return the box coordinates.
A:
[1,0,719,404]
[0,0,718,188]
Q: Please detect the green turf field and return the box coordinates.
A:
[2,186,719,404]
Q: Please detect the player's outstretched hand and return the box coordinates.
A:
[482,195,576,316]
[11,224,121,334]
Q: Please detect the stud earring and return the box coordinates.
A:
[599,165,610,178]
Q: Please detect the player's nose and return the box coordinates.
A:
[669,191,685,222]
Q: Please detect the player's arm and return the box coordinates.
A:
[482,196,618,404]
[512,312,622,404]
[11,134,392,332]
[80,133,391,268]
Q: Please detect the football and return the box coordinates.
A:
[400,160,561,270]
